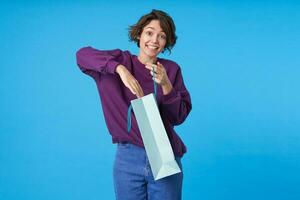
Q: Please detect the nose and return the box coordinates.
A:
[151,34,159,44]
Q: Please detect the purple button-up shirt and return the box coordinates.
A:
[76,46,192,157]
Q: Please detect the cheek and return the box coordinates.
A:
[160,41,167,49]
[139,36,147,46]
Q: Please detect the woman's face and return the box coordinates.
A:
[138,20,167,59]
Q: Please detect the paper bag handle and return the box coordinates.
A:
[127,65,157,132]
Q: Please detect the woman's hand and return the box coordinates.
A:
[145,61,173,95]
[116,65,144,98]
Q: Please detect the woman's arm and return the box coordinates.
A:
[160,68,192,126]
[145,61,192,125]
[116,65,144,98]
[76,46,144,98]
[76,46,126,76]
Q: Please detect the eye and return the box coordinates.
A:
[159,34,167,40]
[145,31,153,36]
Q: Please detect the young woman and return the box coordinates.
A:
[76,9,192,200]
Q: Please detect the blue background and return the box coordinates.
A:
[1,1,300,199]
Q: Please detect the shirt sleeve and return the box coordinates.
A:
[160,68,192,126]
[76,46,126,78]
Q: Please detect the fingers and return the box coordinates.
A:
[157,61,163,68]
[145,62,166,85]
[134,82,144,98]
[150,70,161,79]
[150,71,163,85]
[145,62,160,73]
[119,70,144,98]
[137,85,144,98]
[129,79,144,98]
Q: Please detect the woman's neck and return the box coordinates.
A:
[137,53,157,65]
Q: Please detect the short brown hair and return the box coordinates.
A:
[128,9,177,54]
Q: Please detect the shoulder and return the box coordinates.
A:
[96,48,133,58]
[78,46,133,57]
[106,48,132,55]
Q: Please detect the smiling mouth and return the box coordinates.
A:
[146,45,159,51]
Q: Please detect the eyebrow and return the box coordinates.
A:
[145,27,166,33]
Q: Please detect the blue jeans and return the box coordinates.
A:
[113,143,183,200]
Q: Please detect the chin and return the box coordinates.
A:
[146,50,161,58]
[147,53,157,58]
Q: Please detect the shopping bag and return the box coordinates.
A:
[131,93,181,180]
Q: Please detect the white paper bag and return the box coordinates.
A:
[131,93,181,180]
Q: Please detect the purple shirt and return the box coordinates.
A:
[76,46,192,157]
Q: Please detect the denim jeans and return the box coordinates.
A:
[113,142,183,200]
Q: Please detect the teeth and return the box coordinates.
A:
[147,45,158,50]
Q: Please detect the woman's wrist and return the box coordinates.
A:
[116,65,127,75]
[162,80,173,95]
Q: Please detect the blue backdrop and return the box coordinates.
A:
[1,1,299,199]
